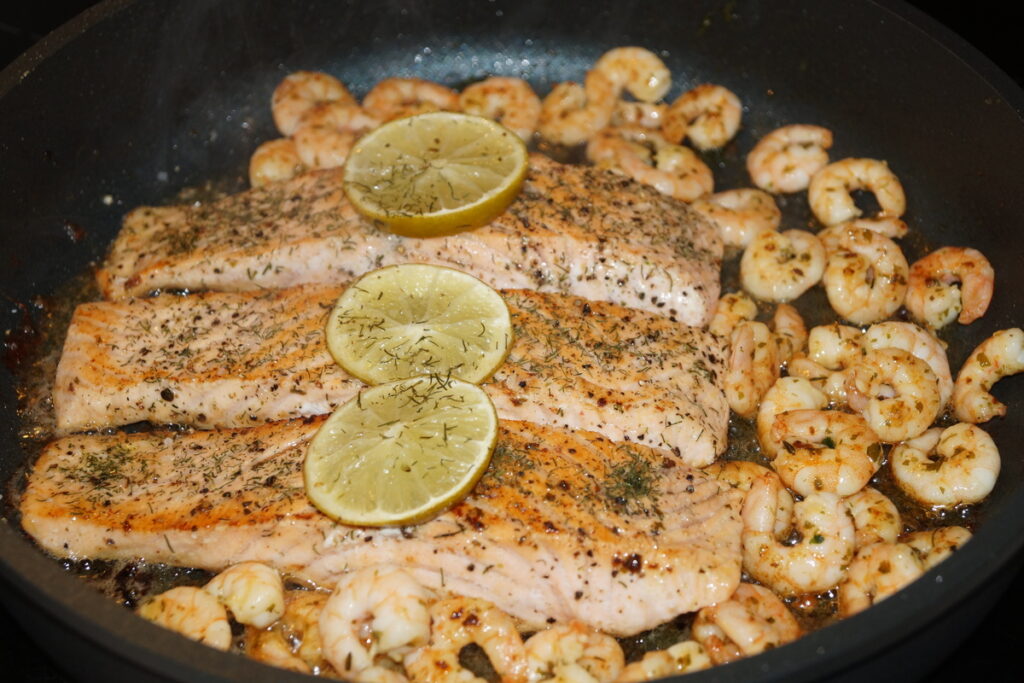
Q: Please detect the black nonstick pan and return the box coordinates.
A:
[2,1,1024,681]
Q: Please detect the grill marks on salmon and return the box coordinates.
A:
[53,286,728,464]
[19,419,742,635]
[97,155,722,325]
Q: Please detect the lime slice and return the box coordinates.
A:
[304,376,498,526]
[326,264,512,385]
[342,111,528,237]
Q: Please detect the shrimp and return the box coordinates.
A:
[137,586,232,651]
[903,526,973,570]
[362,77,460,122]
[703,461,795,538]
[952,328,1024,423]
[808,157,906,226]
[690,188,781,248]
[905,246,995,329]
[404,597,528,683]
[821,224,909,324]
[845,487,902,549]
[610,101,668,129]
[586,125,713,201]
[708,291,757,338]
[204,561,285,629]
[787,354,852,405]
[746,124,833,194]
[844,348,941,442]
[272,70,356,136]
[297,100,382,133]
[742,472,856,595]
[755,377,828,459]
[838,542,924,617]
[592,47,671,103]
[692,583,802,665]
[808,323,864,371]
[836,216,909,240]
[320,566,436,677]
[523,621,625,683]
[248,138,306,188]
[724,321,780,419]
[538,70,616,146]
[662,84,742,151]
[739,229,826,302]
[890,423,1000,506]
[247,590,332,676]
[459,76,542,141]
[293,125,359,170]
[771,409,882,497]
[772,303,808,366]
[615,641,710,681]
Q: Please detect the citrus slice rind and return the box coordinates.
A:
[326,263,513,385]
[303,376,498,527]
[342,111,528,237]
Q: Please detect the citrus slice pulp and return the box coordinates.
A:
[342,111,528,237]
[304,375,498,526]
[326,263,513,385]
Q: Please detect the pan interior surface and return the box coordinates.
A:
[2,1,1024,681]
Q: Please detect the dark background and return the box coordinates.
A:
[1,1,1021,681]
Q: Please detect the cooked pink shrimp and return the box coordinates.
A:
[272,71,356,136]
[709,291,757,338]
[724,321,780,419]
[459,76,542,141]
[137,586,232,651]
[610,101,668,129]
[905,246,995,329]
[890,423,1000,506]
[296,100,382,133]
[404,597,528,683]
[662,84,742,151]
[787,354,852,406]
[746,124,833,194]
[844,348,941,442]
[292,126,359,169]
[740,229,826,302]
[863,321,953,409]
[741,474,857,595]
[756,377,828,459]
[593,46,671,103]
[808,157,906,226]
[903,526,973,570]
[538,70,616,146]
[772,302,808,366]
[839,542,924,617]
[248,138,306,188]
[952,328,1024,423]
[771,409,882,497]
[703,461,795,538]
[692,583,801,665]
[523,621,624,682]
[362,77,459,122]
[616,641,710,681]
[845,487,902,549]
[821,224,909,324]
[586,125,713,201]
[690,188,781,248]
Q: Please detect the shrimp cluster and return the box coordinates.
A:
[139,44,1019,682]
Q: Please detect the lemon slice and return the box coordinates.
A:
[342,111,528,237]
[304,376,498,526]
[326,263,512,385]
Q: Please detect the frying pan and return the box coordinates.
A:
[2,1,1023,681]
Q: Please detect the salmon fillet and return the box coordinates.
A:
[53,286,728,464]
[19,418,742,636]
[97,155,722,325]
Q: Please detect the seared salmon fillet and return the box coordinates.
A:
[53,286,728,464]
[97,155,722,325]
[20,419,742,635]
